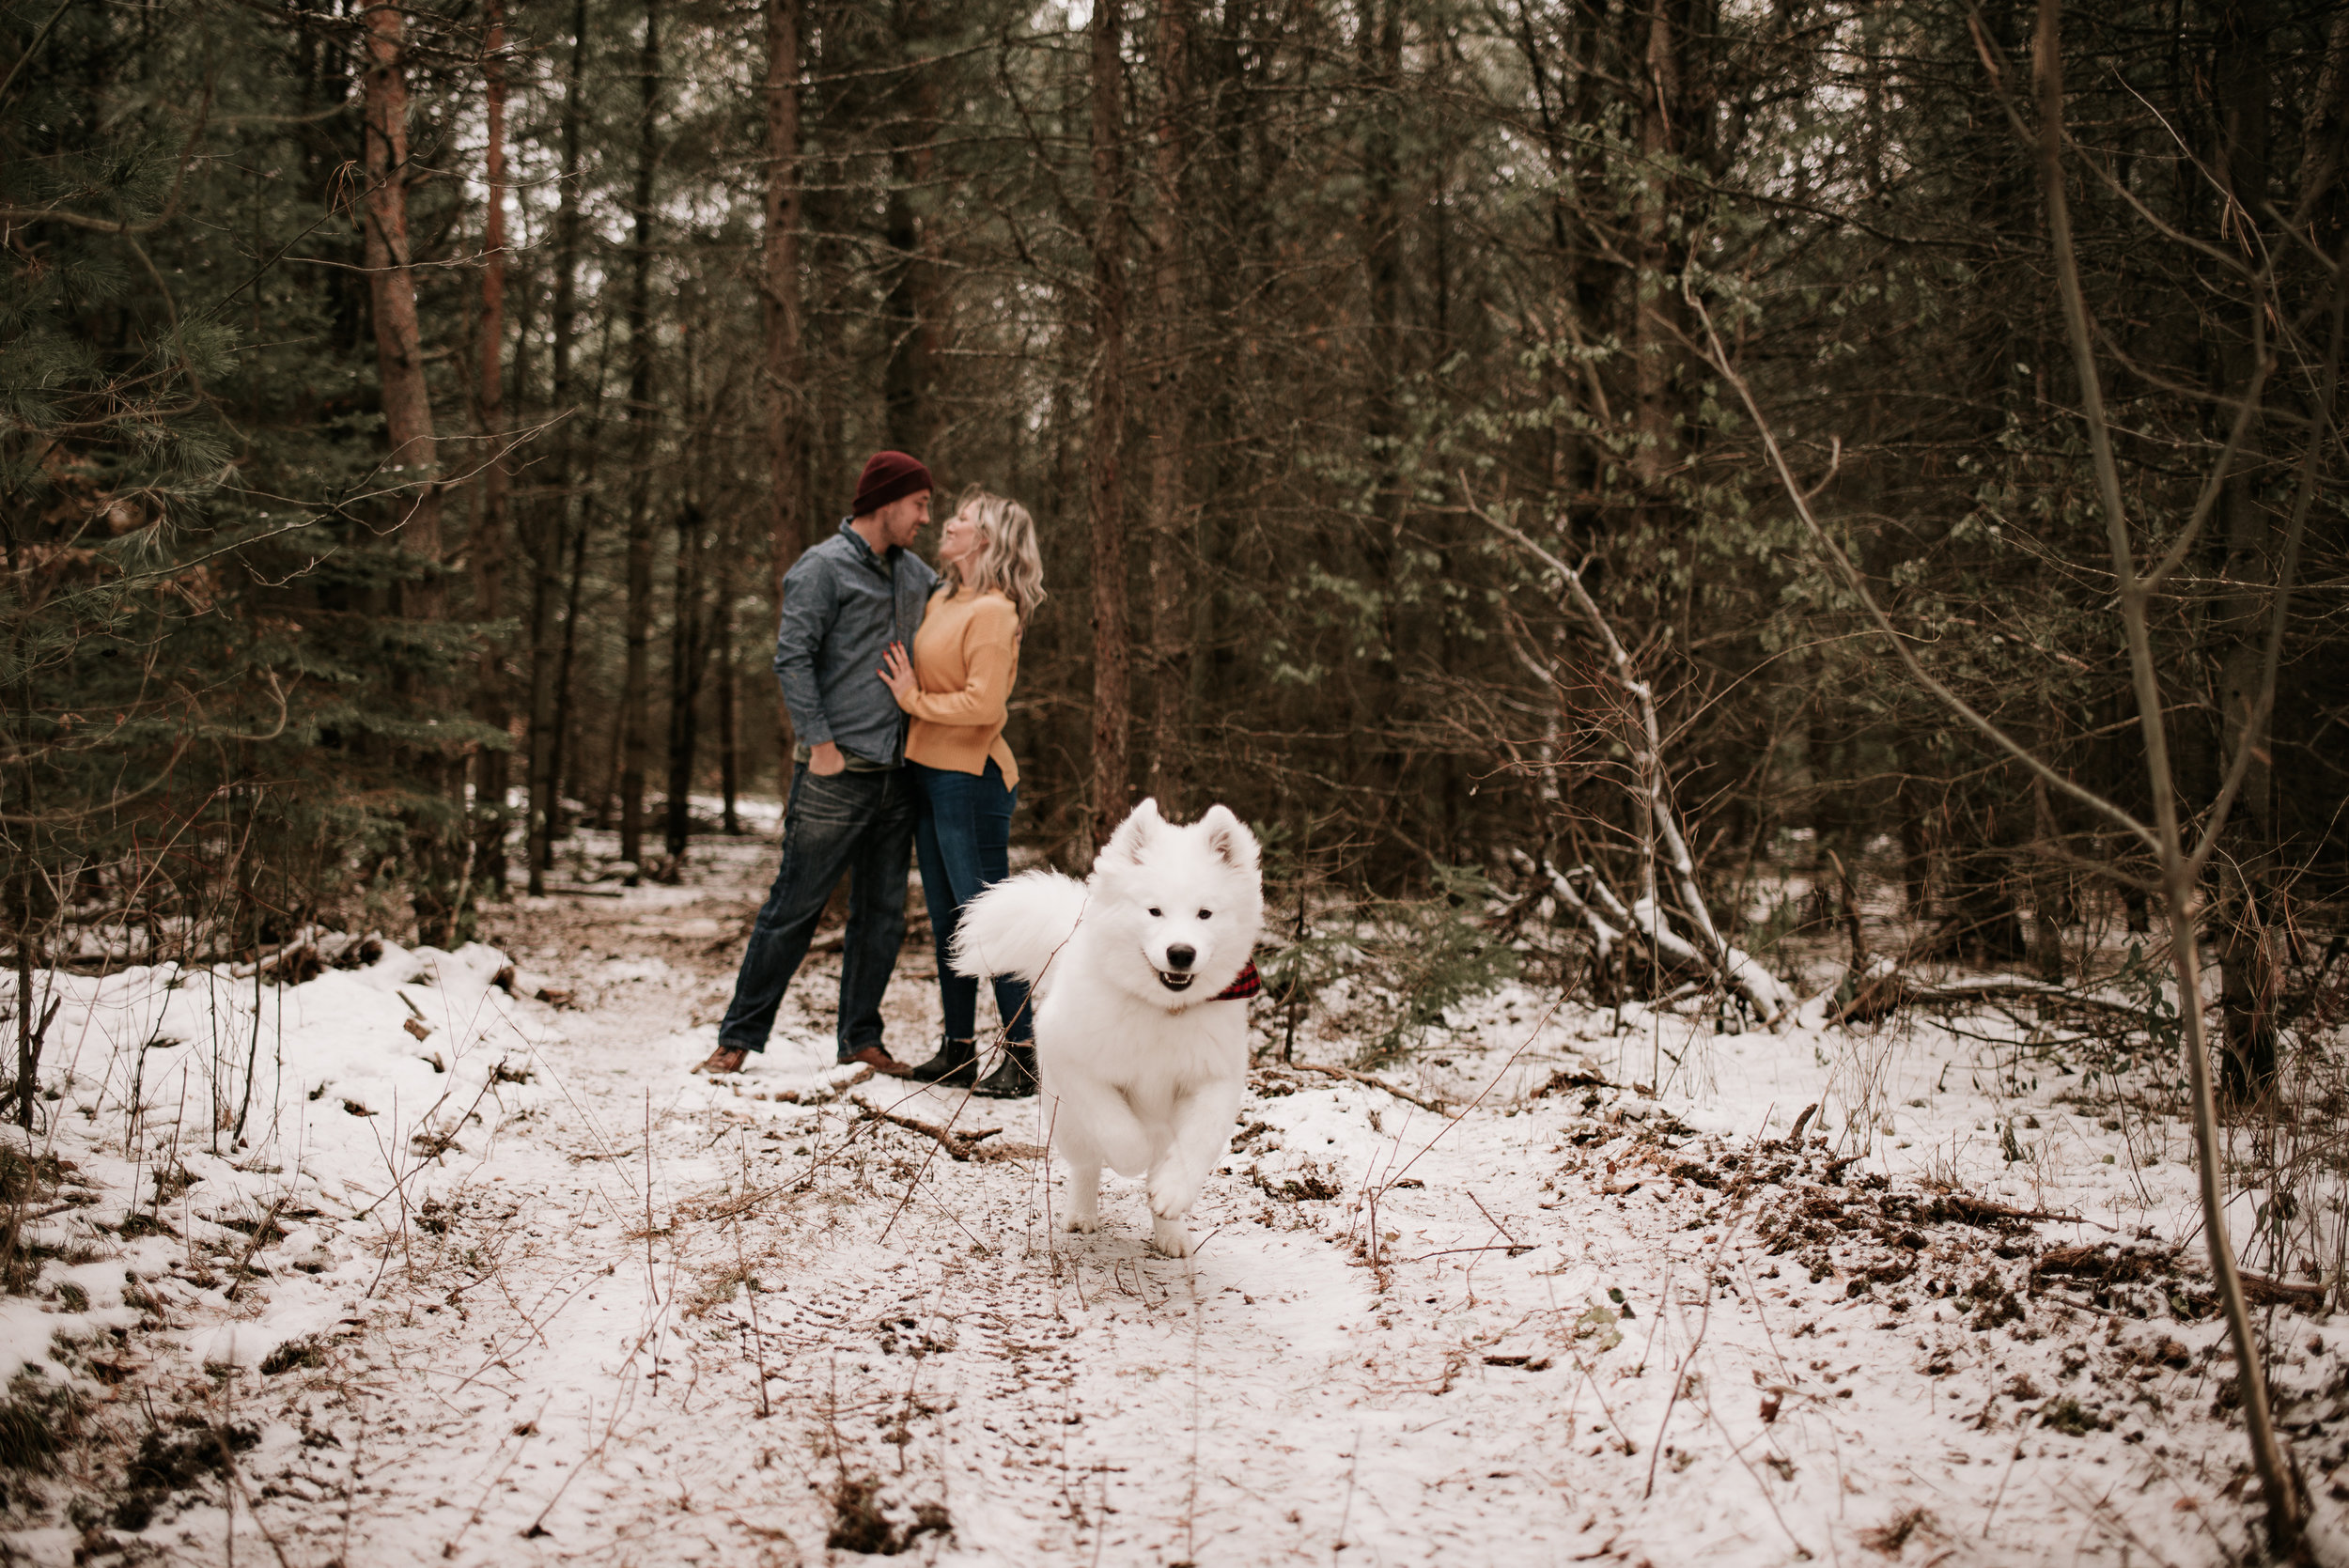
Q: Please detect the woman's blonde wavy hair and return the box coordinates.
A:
[940,485,1047,622]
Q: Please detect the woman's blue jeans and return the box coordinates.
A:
[910,760,1034,1044]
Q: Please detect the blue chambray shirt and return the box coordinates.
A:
[773,520,939,767]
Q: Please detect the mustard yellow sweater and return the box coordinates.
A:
[897,587,1021,787]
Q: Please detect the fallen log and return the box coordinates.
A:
[2237,1270,2329,1306]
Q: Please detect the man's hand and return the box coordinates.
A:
[809,741,847,777]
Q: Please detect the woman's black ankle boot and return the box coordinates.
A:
[907,1036,978,1086]
[972,1044,1037,1098]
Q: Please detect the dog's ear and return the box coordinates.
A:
[1102,798,1164,865]
[1197,804,1260,872]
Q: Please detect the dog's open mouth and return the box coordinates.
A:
[1157,970,1197,992]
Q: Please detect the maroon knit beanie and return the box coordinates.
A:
[851,451,933,518]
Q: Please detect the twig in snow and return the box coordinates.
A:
[1362,994,1569,1210]
[1983,1438,2026,1539]
[1264,1063,1456,1119]
[642,1091,658,1302]
[337,1394,366,1562]
[1332,1428,1361,1554]
[208,1424,297,1568]
[441,1403,542,1560]
[1941,1192,2109,1230]
[733,1141,772,1419]
[1465,1190,1529,1256]
[221,1194,288,1301]
[754,1064,874,1107]
[1394,1243,1534,1265]
[852,1094,1039,1163]
[1693,1389,1813,1560]
[1562,1340,1637,1456]
[1641,1216,1742,1498]
[522,1311,665,1538]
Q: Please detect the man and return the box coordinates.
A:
[695,452,938,1077]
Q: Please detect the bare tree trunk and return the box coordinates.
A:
[1356,0,1407,842]
[617,0,661,867]
[1895,771,1934,920]
[2030,773,2067,982]
[1630,0,1678,495]
[362,0,459,942]
[1616,6,1672,971]
[14,895,37,1130]
[2034,4,2303,1535]
[548,513,590,846]
[664,303,708,862]
[362,2,442,594]
[1086,0,1130,850]
[2215,0,2281,1102]
[524,0,590,895]
[596,713,623,834]
[881,0,941,455]
[470,0,512,896]
[715,541,741,834]
[665,502,707,859]
[761,0,805,758]
[1142,0,1190,817]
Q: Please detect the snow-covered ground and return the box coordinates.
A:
[3,828,2343,1566]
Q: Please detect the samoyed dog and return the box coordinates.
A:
[951,799,1265,1257]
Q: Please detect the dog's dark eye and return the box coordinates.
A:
[1196,909,1212,920]
[1147,907,1162,918]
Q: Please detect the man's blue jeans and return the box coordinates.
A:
[909,760,1034,1044]
[717,764,914,1061]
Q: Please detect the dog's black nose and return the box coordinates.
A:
[1165,944,1196,970]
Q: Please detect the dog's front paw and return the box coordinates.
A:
[1150,1217,1194,1258]
[1146,1166,1201,1221]
[1060,1210,1100,1234]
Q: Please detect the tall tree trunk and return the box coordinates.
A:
[362,0,458,942]
[13,869,37,1130]
[2030,772,2068,982]
[662,296,707,860]
[881,0,941,455]
[617,0,661,867]
[2215,0,2281,1101]
[362,2,442,591]
[1087,0,1130,850]
[1630,0,1683,496]
[524,0,590,894]
[471,0,512,895]
[761,0,805,759]
[716,540,741,834]
[1142,0,1190,817]
[548,512,590,852]
[1357,0,1406,845]
[665,504,707,859]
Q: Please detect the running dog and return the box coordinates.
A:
[950,799,1265,1257]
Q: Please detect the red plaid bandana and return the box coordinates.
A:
[1212,961,1263,1001]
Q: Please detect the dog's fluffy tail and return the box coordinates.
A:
[950,870,1088,990]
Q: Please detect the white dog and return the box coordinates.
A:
[950,799,1265,1257]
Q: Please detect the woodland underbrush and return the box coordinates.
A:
[1266,840,2349,1313]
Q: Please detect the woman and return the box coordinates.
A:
[878,487,1047,1096]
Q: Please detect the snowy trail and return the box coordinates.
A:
[7,834,2344,1566]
